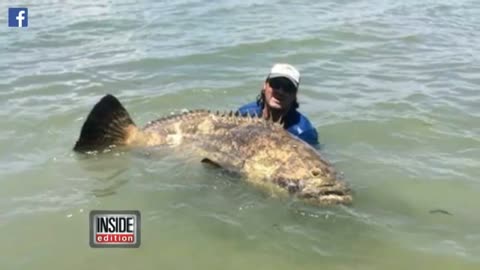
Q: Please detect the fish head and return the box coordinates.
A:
[271,152,353,206]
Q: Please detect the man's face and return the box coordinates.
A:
[264,77,297,111]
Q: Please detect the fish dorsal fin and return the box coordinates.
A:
[277,116,285,127]
[143,109,211,129]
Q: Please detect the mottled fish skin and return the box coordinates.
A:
[131,110,352,205]
[73,95,352,206]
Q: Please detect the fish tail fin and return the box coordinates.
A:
[73,94,138,153]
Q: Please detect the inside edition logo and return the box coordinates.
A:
[90,210,141,248]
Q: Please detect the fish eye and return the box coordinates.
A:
[311,169,321,177]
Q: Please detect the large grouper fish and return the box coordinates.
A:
[73,94,352,205]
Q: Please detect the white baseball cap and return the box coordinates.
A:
[267,63,300,89]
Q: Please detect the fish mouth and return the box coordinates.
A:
[300,181,353,205]
[274,177,352,205]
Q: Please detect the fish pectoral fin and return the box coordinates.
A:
[199,152,243,175]
[201,158,223,169]
[200,156,243,179]
[195,140,244,174]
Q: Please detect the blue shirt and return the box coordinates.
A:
[237,102,319,146]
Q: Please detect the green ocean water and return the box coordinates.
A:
[1,0,479,269]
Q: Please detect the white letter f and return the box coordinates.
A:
[16,10,25,27]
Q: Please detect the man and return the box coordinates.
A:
[237,63,319,146]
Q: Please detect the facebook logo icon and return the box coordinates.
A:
[8,8,28,28]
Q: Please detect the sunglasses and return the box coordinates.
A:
[268,77,297,94]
